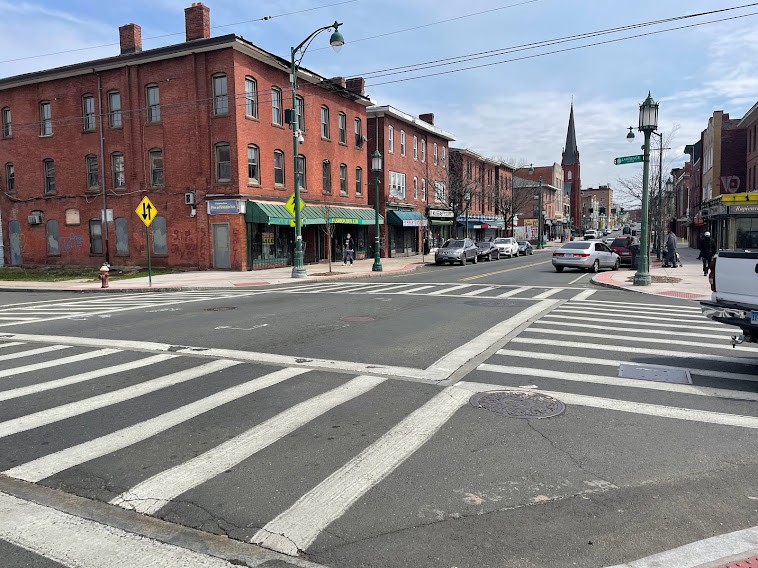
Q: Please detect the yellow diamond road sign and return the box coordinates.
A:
[136,196,158,227]
[285,193,305,227]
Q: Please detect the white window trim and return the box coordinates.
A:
[388,125,394,153]
[389,170,406,199]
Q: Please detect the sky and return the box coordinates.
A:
[1,0,757,206]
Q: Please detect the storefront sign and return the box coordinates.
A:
[402,219,427,227]
[427,208,454,219]
[208,200,241,215]
[729,204,758,215]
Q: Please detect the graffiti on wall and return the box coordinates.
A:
[61,235,84,253]
[169,228,197,261]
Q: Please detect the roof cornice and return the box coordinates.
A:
[366,105,455,140]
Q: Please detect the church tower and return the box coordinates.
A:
[562,102,582,230]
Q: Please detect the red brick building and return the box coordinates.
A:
[366,107,455,255]
[0,3,374,270]
[562,103,582,231]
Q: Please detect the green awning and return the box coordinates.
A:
[430,219,454,226]
[303,205,383,225]
[387,210,428,227]
[245,201,293,225]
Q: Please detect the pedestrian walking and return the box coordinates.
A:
[343,233,355,265]
[697,231,717,276]
[663,228,678,268]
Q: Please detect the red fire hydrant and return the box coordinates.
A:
[99,263,110,289]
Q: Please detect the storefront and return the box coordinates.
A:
[386,209,427,257]
[457,214,504,242]
[426,206,454,248]
[701,193,758,250]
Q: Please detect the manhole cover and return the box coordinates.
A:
[340,316,376,322]
[205,306,237,312]
[469,391,566,419]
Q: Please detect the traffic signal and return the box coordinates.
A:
[599,207,606,215]
[620,207,625,213]
[611,208,617,214]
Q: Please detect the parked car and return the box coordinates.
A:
[552,241,620,272]
[476,242,501,261]
[435,238,478,265]
[493,237,519,258]
[609,236,639,265]
[517,240,534,255]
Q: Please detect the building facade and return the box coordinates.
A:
[581,186,614,231]
[449,149,504,242]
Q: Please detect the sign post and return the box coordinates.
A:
[135,196,158,287]
[613,155,644,165]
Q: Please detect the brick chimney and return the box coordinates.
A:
[119,23,142,55]
[419,113,435,125]
[346,77,365,96]
[185,2,210,41]
[328,77,347,89]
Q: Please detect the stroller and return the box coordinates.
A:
[662,251,681,268]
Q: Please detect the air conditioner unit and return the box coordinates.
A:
[184,192,195,205]
[28,213,43,225]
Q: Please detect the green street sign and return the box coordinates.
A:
[614,154,644,165]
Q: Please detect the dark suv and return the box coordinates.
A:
[610,236,638,265]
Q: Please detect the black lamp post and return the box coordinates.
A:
[371,150,383,272]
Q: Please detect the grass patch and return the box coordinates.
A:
[0,266,183,282]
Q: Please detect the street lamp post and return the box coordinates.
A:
[371,150,383,272]
[627,92,659,287]
[536,176,544,249]
[289,22,345,278]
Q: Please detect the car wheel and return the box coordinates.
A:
[555,266,564,273]
[591,259,600,273]
[435,260,442,266]
[472,254,478,264]
[459,258,465,266]
[529,249,533,255]
[612,259,620,271]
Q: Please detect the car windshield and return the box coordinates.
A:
[562,242,592,250]
[517,241,528,245]
[443,240,465,248]
[611,238,633,247]
[493,238,508,244]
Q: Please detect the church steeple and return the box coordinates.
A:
[562,102,579,166]
[561,101,582,230]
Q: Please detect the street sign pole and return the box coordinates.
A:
[146,225,152,287]
[135,196,158,288]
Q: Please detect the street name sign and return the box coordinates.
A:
[614,155,644,165]
[135,196,158,227]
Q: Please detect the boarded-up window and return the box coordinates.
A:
[152,216,167,255]
[65,209,80,226]
[115,217,129,256]
[46,219,59,255]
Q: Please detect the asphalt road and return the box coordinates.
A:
[0,256,756,568]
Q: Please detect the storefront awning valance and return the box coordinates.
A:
[430,219,454,226]
[387,210,428,227]
[246,202,383,226]
[245,201,293,225]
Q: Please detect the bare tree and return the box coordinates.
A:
[315,199,337,273]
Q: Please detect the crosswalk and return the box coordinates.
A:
[0,298,757,565]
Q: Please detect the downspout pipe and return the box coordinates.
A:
[96,70,110,264]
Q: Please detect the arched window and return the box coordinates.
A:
[338,112,346,144]
[339,163,348,195]
[146,84,160,123]
[354,118,362,147]
[215,143,231,182]
[297,155,306,189]
[322,160,331,193]
[40,101,52,136]
[320,106,330,139]
[108,91,122,128]
[271,87,282,125]
[388,125,394,152]
[82,94,95,131]
[400,130,406,156]
[420,139,426,162]
[2,107,11,137]
[413,136,418,160]
[355,167,363,195]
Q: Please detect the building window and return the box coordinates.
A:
[245,77,258,118]
[271,87,282,125]
[354,118,362,147]
[152,216,167,255]
[338,112,347,144]
[86,155,99,191]
[322,160,331,193]
[40,101,52,136]
[413,176,418,199]
[89,219,103,254]
[400,130,406,156]
[297,155,306,189]
[2,107,11,137]
[5,163,14,192]
[421,178,426,201]
[215,142,231,182]
[43,158,55,194]
[421,139,426,162]
[212,74,228,115]
[108,92,122,128]
[146,85,160,123]
[115,217,129,256]
[274,150,285,185]
[339,163,348,195]
[247,144,259,183]
[389,171,406,199]
[295,96,304,131]
[435,181,446,202]
[355,167,363,195]
[47,219,60,256]
[441,147,446,168]
[111,152,125,189]
[149,148,164,186]
[82,95,96,131]
[434,143,438,165]
[388,125,394,152]
[321,106,330,139]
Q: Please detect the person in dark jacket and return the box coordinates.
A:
[697,231,717,276]
[663,228,678,268]
[343,233,355,265]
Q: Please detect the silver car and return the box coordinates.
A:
[493,237,519,258]
[435,238,478,265]
[552,240,620,272]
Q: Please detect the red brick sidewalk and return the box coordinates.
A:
[718,556,758,568]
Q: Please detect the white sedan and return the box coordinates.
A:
[493,237,519,258]
[552,241,620,272]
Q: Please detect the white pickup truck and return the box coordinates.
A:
[700,251,758,346]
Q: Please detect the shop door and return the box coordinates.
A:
[212,223,231,269]
[9,220,21,266]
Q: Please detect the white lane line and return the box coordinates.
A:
[0,348,118,380]
[496,349,758,383]
[553,307,707,322]
[455,381,758,429]
[0,354,177,403]
[426,300,558,381]
[0,316,47,321]
[603,525,758,568]
[568,273,589,285]
[497,286,531,298]
[367,284,421,294]
[398,285,437,294]
[531,319,733,339]
[0,342,24,349]
[569,299,701,312]
[0,359,239,439]
[524,327,756,352]
[0,492,240,568]
[288,283,353,294]
[0,344,70,362]
[111,374,386,516]
[6,367,309,483]
[533,288,562,299]
[477,363,758,402]
[0,333,429,381]
[429,284,472,295]
[460,286,496,296]
[571,289,596,301]
[510,337,758,367]
[542,313,729,330]
[251,385,472,556]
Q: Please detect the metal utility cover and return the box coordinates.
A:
[618,363,692,384]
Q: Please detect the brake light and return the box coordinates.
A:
[576,253,591,257]
[709,256,717,291]
[553,252,563,257]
